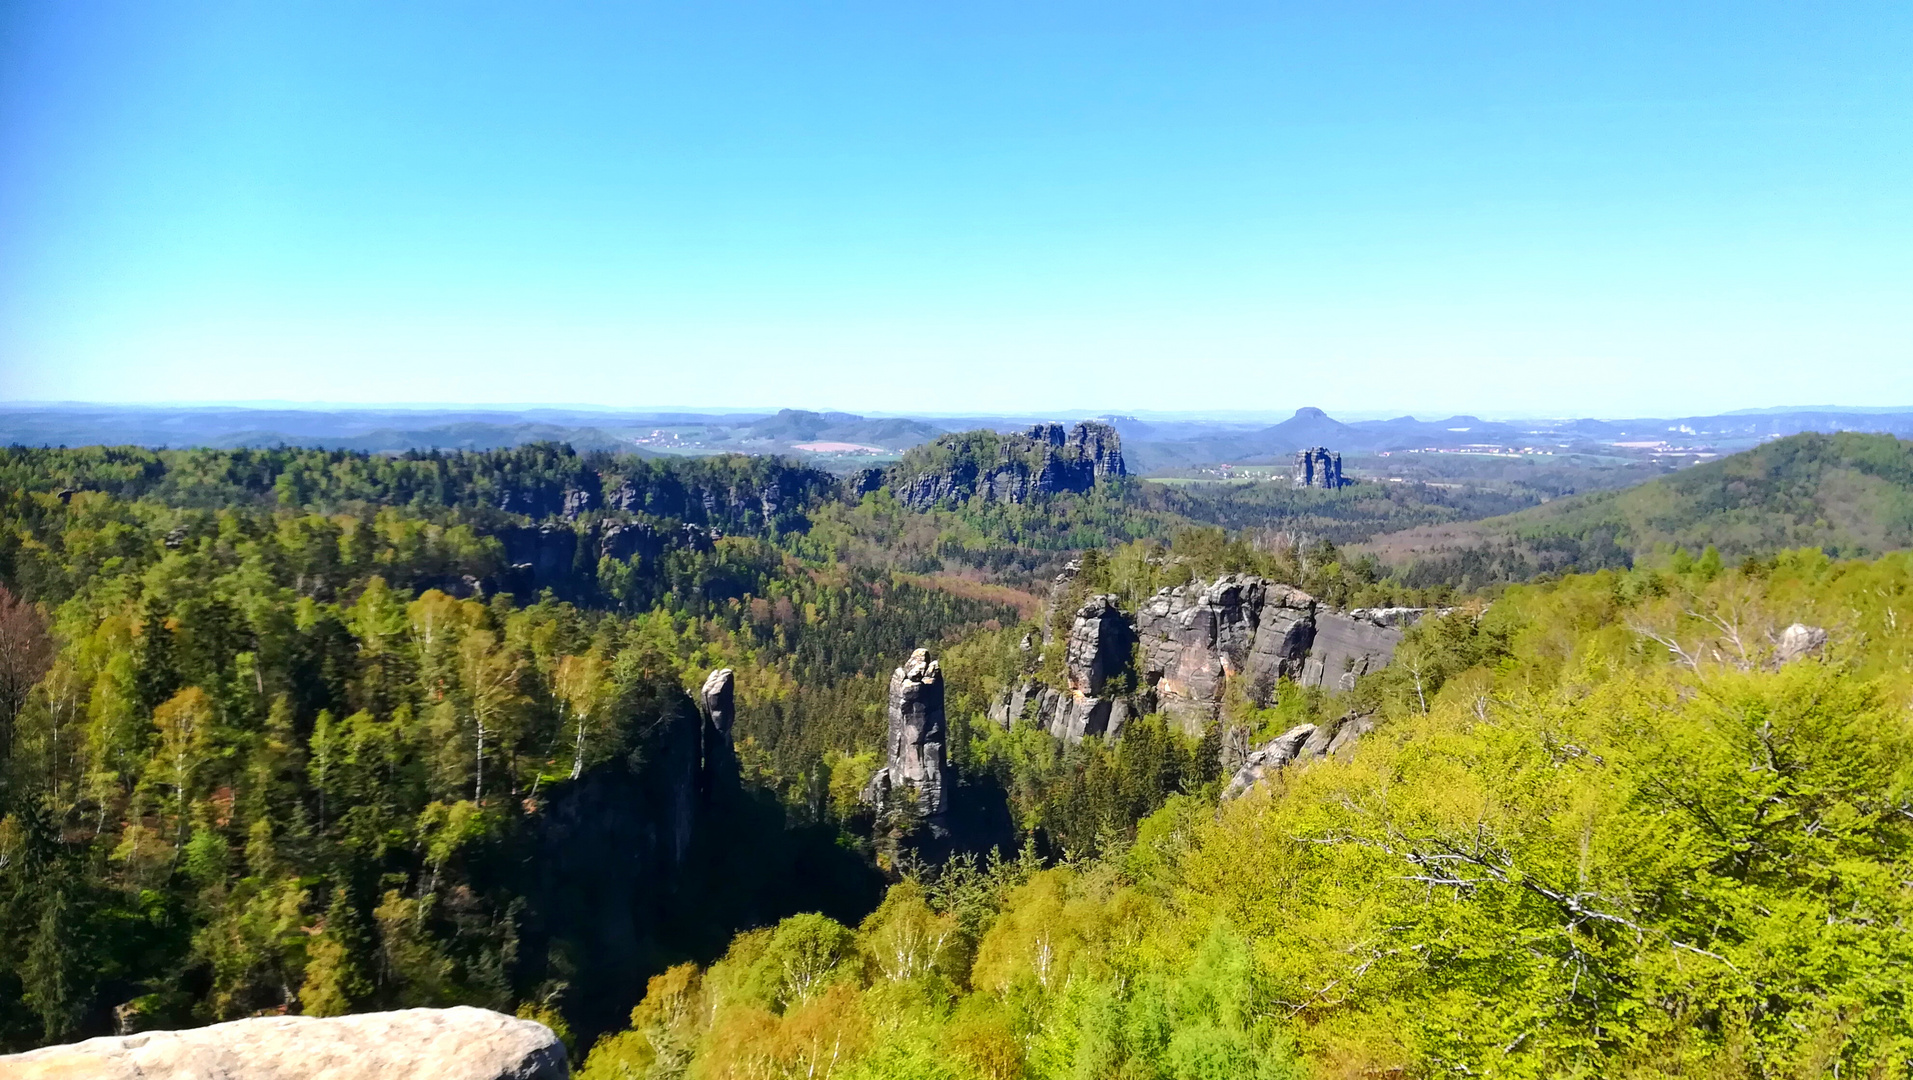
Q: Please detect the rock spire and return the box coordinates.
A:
[863,649,951,834]
[1294,447,1346,489]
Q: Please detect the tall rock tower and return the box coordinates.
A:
[862,649,950,835]
[1294,447,1346,489]
[699,668,737,801]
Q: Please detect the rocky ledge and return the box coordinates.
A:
[0,1006,567,1080]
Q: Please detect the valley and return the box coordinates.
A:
[3,420,1912,1078]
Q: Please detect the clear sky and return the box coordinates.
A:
[2,2,1910,416]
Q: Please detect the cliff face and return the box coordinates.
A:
[525,668,748,1048]
[863,649,950,833]
[470,446,836,531]
[1139,576,1419,733]
[1294,446,1347,489]
[890,422,1126,508]
[494,519,718,599]
[994,575,1432,742]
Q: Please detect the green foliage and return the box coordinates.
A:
[1381,432,1913,588]
[0,455,1012,1051]
[583,549,1913,1078]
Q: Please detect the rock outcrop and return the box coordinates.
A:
[890,422,1126,508]
[0,1006,567,1080]
[493,519,718,599]
[1294,447,1347,489]
[700,668,737,799]
[1221,714,1375,800]
[1302,610,1411,692]
[1773,623,1829,665]
[992,575,1431,742]
[1138,576,1421,733]
[993,594,1141,742]
[864,649,950,833]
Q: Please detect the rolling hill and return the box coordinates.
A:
[1363,431,1913,588]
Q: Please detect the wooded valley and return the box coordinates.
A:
[2,430,1911,1078]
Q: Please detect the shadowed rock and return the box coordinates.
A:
[1294,446,1347,489]
[0,1006,567,1080]
[700,668,737,800]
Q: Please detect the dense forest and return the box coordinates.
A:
[579,551,1913,1079]
[4,436,1911,1078]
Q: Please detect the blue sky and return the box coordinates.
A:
[2,1,1909,416]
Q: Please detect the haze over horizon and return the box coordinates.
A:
[4,2,1911,414]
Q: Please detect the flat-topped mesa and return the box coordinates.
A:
[863,649,951,833]
[1294,447,1347,489]
[890,421,1126,508]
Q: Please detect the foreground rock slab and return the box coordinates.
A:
[0,1006,567,1080]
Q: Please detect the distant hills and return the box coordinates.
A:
[1363,432,1913,589]
[9,403,1913,477]
[1122,407,1913,473]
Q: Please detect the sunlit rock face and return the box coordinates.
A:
[1136,576,1419,734]
[864,649,950,833]
[0,1006,568,1080]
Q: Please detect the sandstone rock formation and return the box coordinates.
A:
[864,649,950,834]
[1221,713,1376,800]
[0,1006,567,1080]
[1302,610,1410,692]
[993,575,1429,743]
[1774,622,1829,665]
[495,519,718,599]
[700,668,738,799]
[890,422,1126,508]
[992,593,1141,742]
[1137,576,1418,733]
[1293,447,1346,489]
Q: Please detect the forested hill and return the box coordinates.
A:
[0,444,837,531]
[1365,432,1913,589]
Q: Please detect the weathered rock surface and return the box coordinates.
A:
[991,594,1140,742]
[1302,611,1407,692]
[1138,576,1418,732]
[0,1006,567,1080]
[700,668,735,736]
[700,668,737,799]
[1221,713,1376,800]
[1774,623,1829,666]
[864,649,950,832]
[891,422,1126,508]
[1065,594,1133,698]
[1293,446,1347,489]
[993,576,1429,744]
